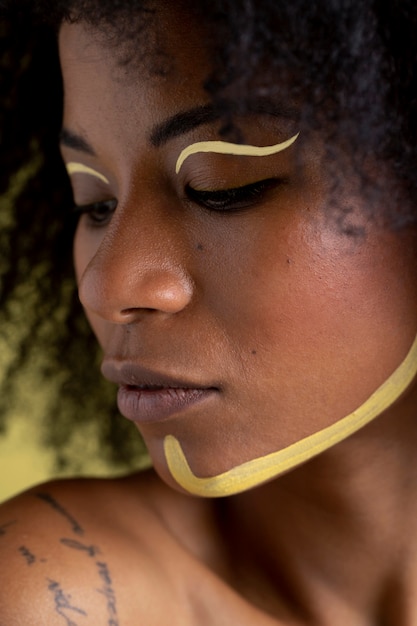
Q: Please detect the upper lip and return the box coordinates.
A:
[101,360,218,390]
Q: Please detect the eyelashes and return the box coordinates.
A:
[185,178,281,212]
[72,178,282,226]
[67,133,297,222]
[73,199,117,226]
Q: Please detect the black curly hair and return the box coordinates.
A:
[0,0,416,471]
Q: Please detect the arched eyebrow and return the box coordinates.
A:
[150,105,220,147]
[60,100,299,161]
[149,100,299,148]
[59,109,220,156]
[60,128,96,156]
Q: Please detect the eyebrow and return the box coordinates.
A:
[150,100,299,148]
[150,105,220,147]
[59,107,219,156]
[60,100,299,155]
[59,128,96,156]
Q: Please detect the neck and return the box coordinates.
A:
[220,387,417,624]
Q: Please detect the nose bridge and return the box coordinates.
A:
[77,201,194,323]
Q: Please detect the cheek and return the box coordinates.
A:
[73,221,91,284]
[73,219,109,287]
[73,223,107,344]
[204,215,417,410]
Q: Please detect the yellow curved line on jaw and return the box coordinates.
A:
[164,332,417,497]
[66,162,110,185]
[175,133,300,174]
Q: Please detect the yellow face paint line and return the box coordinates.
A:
[175,133,300,175]
[164,331,417,497]
[66,162,110,185]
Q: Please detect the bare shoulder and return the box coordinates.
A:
[0,470,219,625]
[0,473,279,625]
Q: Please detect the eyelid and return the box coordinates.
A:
[66,162,110,185]
[73,198,117,226]
[187,177,278,193]
[185,178,280,211]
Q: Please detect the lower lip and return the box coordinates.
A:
[117,385,216,424]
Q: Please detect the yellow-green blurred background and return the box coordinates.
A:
[0,33,152,503]
[0,417,126,503]
[0,333,150,504]
[0,417,57,502]
[0,171,114,504]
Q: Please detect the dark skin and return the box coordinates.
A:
[1,5,417,624]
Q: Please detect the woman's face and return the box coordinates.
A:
[60,8,417,491]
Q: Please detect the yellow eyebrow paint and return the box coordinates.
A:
[175,133,300,174]
[164,332,417,497]
[66,162,110,185]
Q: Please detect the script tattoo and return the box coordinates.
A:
[33,492,120,623]
[60,538,119,624]
[19,545,36,565]
[0,520,16,537]
[96,561,119,626]
[47,579,87,626]
[36,493,84,536]
[60,538,101,558]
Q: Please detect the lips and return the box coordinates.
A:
[101,361,218,424]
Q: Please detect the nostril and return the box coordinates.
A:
[75,218,194,322]
[79,259,193,323]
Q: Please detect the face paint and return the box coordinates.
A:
[66,162,110,185]
[164,332,417,497]
[175,133,300,174]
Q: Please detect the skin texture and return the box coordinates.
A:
[1,5,417,625]
[65,13,417,489]
[164,328,417,496]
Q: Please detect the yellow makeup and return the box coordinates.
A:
[164,331,417,497]
[175,133,300,174]
[66,162,110,185]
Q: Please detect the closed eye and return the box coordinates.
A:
[185,178,283,212]
[73,199,117,226]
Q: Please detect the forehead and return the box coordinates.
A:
[59,17,300,172]
[58,12,217,150]
[58,6,211,97]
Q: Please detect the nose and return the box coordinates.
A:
[75,204,194,324]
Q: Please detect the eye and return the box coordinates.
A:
[185,178,282,212]
[73,199,117,226]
